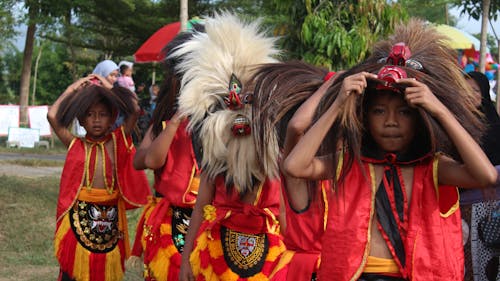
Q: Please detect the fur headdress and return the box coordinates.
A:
[253,19,484,172]
[169,12,280,193]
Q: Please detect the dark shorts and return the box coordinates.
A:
[358,273,407,281]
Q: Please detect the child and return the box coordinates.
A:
[253,61,342,280]
[47,76,151,281]
[170,12,287,281]
[282,20,497,281]
[117,61,136,92]
[130,26,205,281]
[93,60,120,88]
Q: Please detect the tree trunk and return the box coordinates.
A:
[479,0,490,73]
[180,0,188,31]
[19,19,36,126]
[32,44,43,106]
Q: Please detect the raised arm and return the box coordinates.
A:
[47,75,95,147]
[133,125,153,170]
[283,72,377,180]
[282,73,337,210]
[399,78,497,188]
[142,112,185,169]
[121,96,141,136]
[179,172,215,281]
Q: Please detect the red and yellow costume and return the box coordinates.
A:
[54,127,151,281]
[277,181,329,280]
[319,154,463,281]
[190,176,287,280]
[132,120,200,280]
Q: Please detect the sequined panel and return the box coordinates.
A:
[69,200,120,253]
[171,206,193,253]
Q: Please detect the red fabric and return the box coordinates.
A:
[56,127,151,222]
[134,22,181,63]
[154,120,199,206]
[211,176,281,234]
[89,253,106,281]
[319,156,463,281]
[57,229,77,277]
[281,181,329,279]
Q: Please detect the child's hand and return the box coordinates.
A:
[397,78,445,116]
[337,72,377,104]
[92,74,113,89]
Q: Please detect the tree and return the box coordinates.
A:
[399,0,457,25]
[0,0,18,53]
[271,0,408,70]
[456,0,500,71]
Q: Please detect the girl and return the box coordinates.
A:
[282,20,497,281]
[92,60,120,88]
[117,61,135,92]
[171,12,287,281]
[47,76,151,281]
[253,61,341,280]
[131,26,204,281]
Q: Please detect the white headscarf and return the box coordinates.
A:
[92,60,119,77]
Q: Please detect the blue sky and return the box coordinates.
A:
[450,6,500,36]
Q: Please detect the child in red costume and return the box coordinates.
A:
[282,20,498,281]
[48,77,151,281]
[171,12,287,281]
[131,26,204,281]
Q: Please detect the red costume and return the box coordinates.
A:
[279,181,329,280]
[190,176,287,280]
[132,120,200,280]
[54,126,151,281]
[319,154,463,281]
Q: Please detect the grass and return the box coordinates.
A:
[0,166,154,280]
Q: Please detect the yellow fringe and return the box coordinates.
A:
[148,244,178,279]
[190,228,285,280]
[54,214,71,258]
[73,242,90,281]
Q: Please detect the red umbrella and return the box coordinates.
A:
[134,21,181,63]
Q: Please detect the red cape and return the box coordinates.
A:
[56,127,151,222]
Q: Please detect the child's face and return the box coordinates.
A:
[124,68,133,77]
[366,91,417,153]
[82,102,113,140]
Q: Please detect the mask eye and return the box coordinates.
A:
[242,93,253,104]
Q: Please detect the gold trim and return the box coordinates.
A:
[321,182,328,231]
[351,163,376,281]
[182,165,199,205]
[253,182,264,206]
[433,154,460,217]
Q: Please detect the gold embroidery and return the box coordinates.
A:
[224,228,266,270]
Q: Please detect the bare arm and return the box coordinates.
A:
[121,96,141,136]
[143,113,185,169]
[179,172,215,281]
[47,75,95,147]
[282,74,337,210]
[399,78,497,188]
[283,72,377,180]
[133,125,153,170]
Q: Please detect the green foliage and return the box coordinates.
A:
[273,0,408,70]
[399,0,457,25]
[0,0,18,52]
[456,0,500,21]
